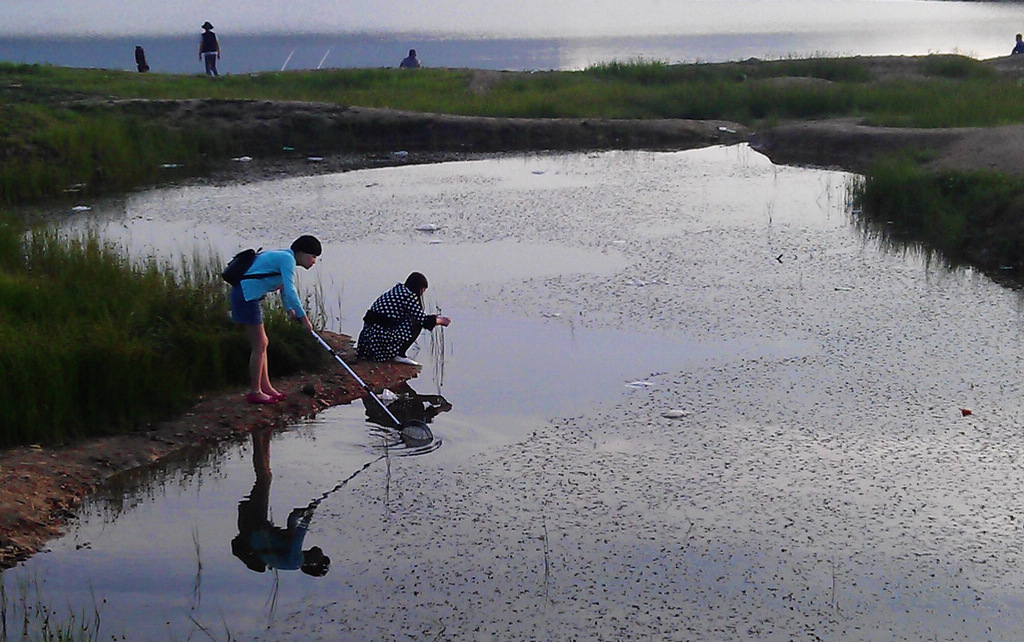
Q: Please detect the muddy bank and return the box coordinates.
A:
[0,332,414,569]
[116,54,1024,184]
[748,55,1024,176]
[111,98,751,157]
[751,120,1024,177]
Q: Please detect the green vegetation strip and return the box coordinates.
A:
[0,218,323,447]
[2,55,1024,205]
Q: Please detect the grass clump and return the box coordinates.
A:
[0,103,200,205]
[850,157,1024,275]
[0,216,324,448]
[919,54,993,80]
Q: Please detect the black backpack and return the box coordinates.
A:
[221,248,277,285]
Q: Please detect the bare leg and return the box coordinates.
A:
[245,323,279,401]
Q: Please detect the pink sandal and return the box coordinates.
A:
[246,392,278,405]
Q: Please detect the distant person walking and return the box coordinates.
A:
[134,45,149,72]
[1013,34,1024,56]
[199,21,221,76]
[399,49,421,69]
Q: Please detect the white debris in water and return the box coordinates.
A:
[70,205,91,212]
[159,163,182,169]
[661,409,691,419]
[307,156,323,162]
[416,223,441,232]
[541,312,561,318]
[625,380,656,388]
[232,156,253,162]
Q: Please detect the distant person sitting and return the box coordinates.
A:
[199,21,221,76]
[399,49,421,69]
[1014,34,1024,56]
[134,45,149,73]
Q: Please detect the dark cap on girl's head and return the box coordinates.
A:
[202,22,214,30]
[291,235,322,256]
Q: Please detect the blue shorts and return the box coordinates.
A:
[230,285,263,325]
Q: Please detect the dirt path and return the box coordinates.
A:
[751,119,1024,177]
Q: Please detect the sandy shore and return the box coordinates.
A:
[0,332,417,568]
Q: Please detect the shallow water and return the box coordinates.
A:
[11,147,1024,640]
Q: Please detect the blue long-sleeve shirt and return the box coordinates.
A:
[238,249,306,318]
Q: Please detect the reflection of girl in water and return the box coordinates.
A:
[231,430,331,576]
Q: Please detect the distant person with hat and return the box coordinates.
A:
[199,21,221,76]
[399,48,422,69]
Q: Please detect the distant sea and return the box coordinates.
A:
[0,21,1015,75]
[0,32,886,74]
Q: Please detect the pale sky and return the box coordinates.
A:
[2,0,665,37]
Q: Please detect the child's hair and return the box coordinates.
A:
[405,272,428,304]
[291,235,322,256]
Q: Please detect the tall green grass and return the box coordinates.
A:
[0,102,231,205]
[3,55,1024,205]
[0,217,324,447]
[849,157,1024,277]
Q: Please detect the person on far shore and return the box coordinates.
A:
[356,272,450,367]
[199,21,221,76]
[399,49,421,69]
[134,45,149,72]
[1014,34,1024,56]
[230,235,322,404]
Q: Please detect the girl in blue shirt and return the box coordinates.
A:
[230,235,322,404]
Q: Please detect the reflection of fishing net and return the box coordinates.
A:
[399,420,432,446]
[305,455,386,512]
